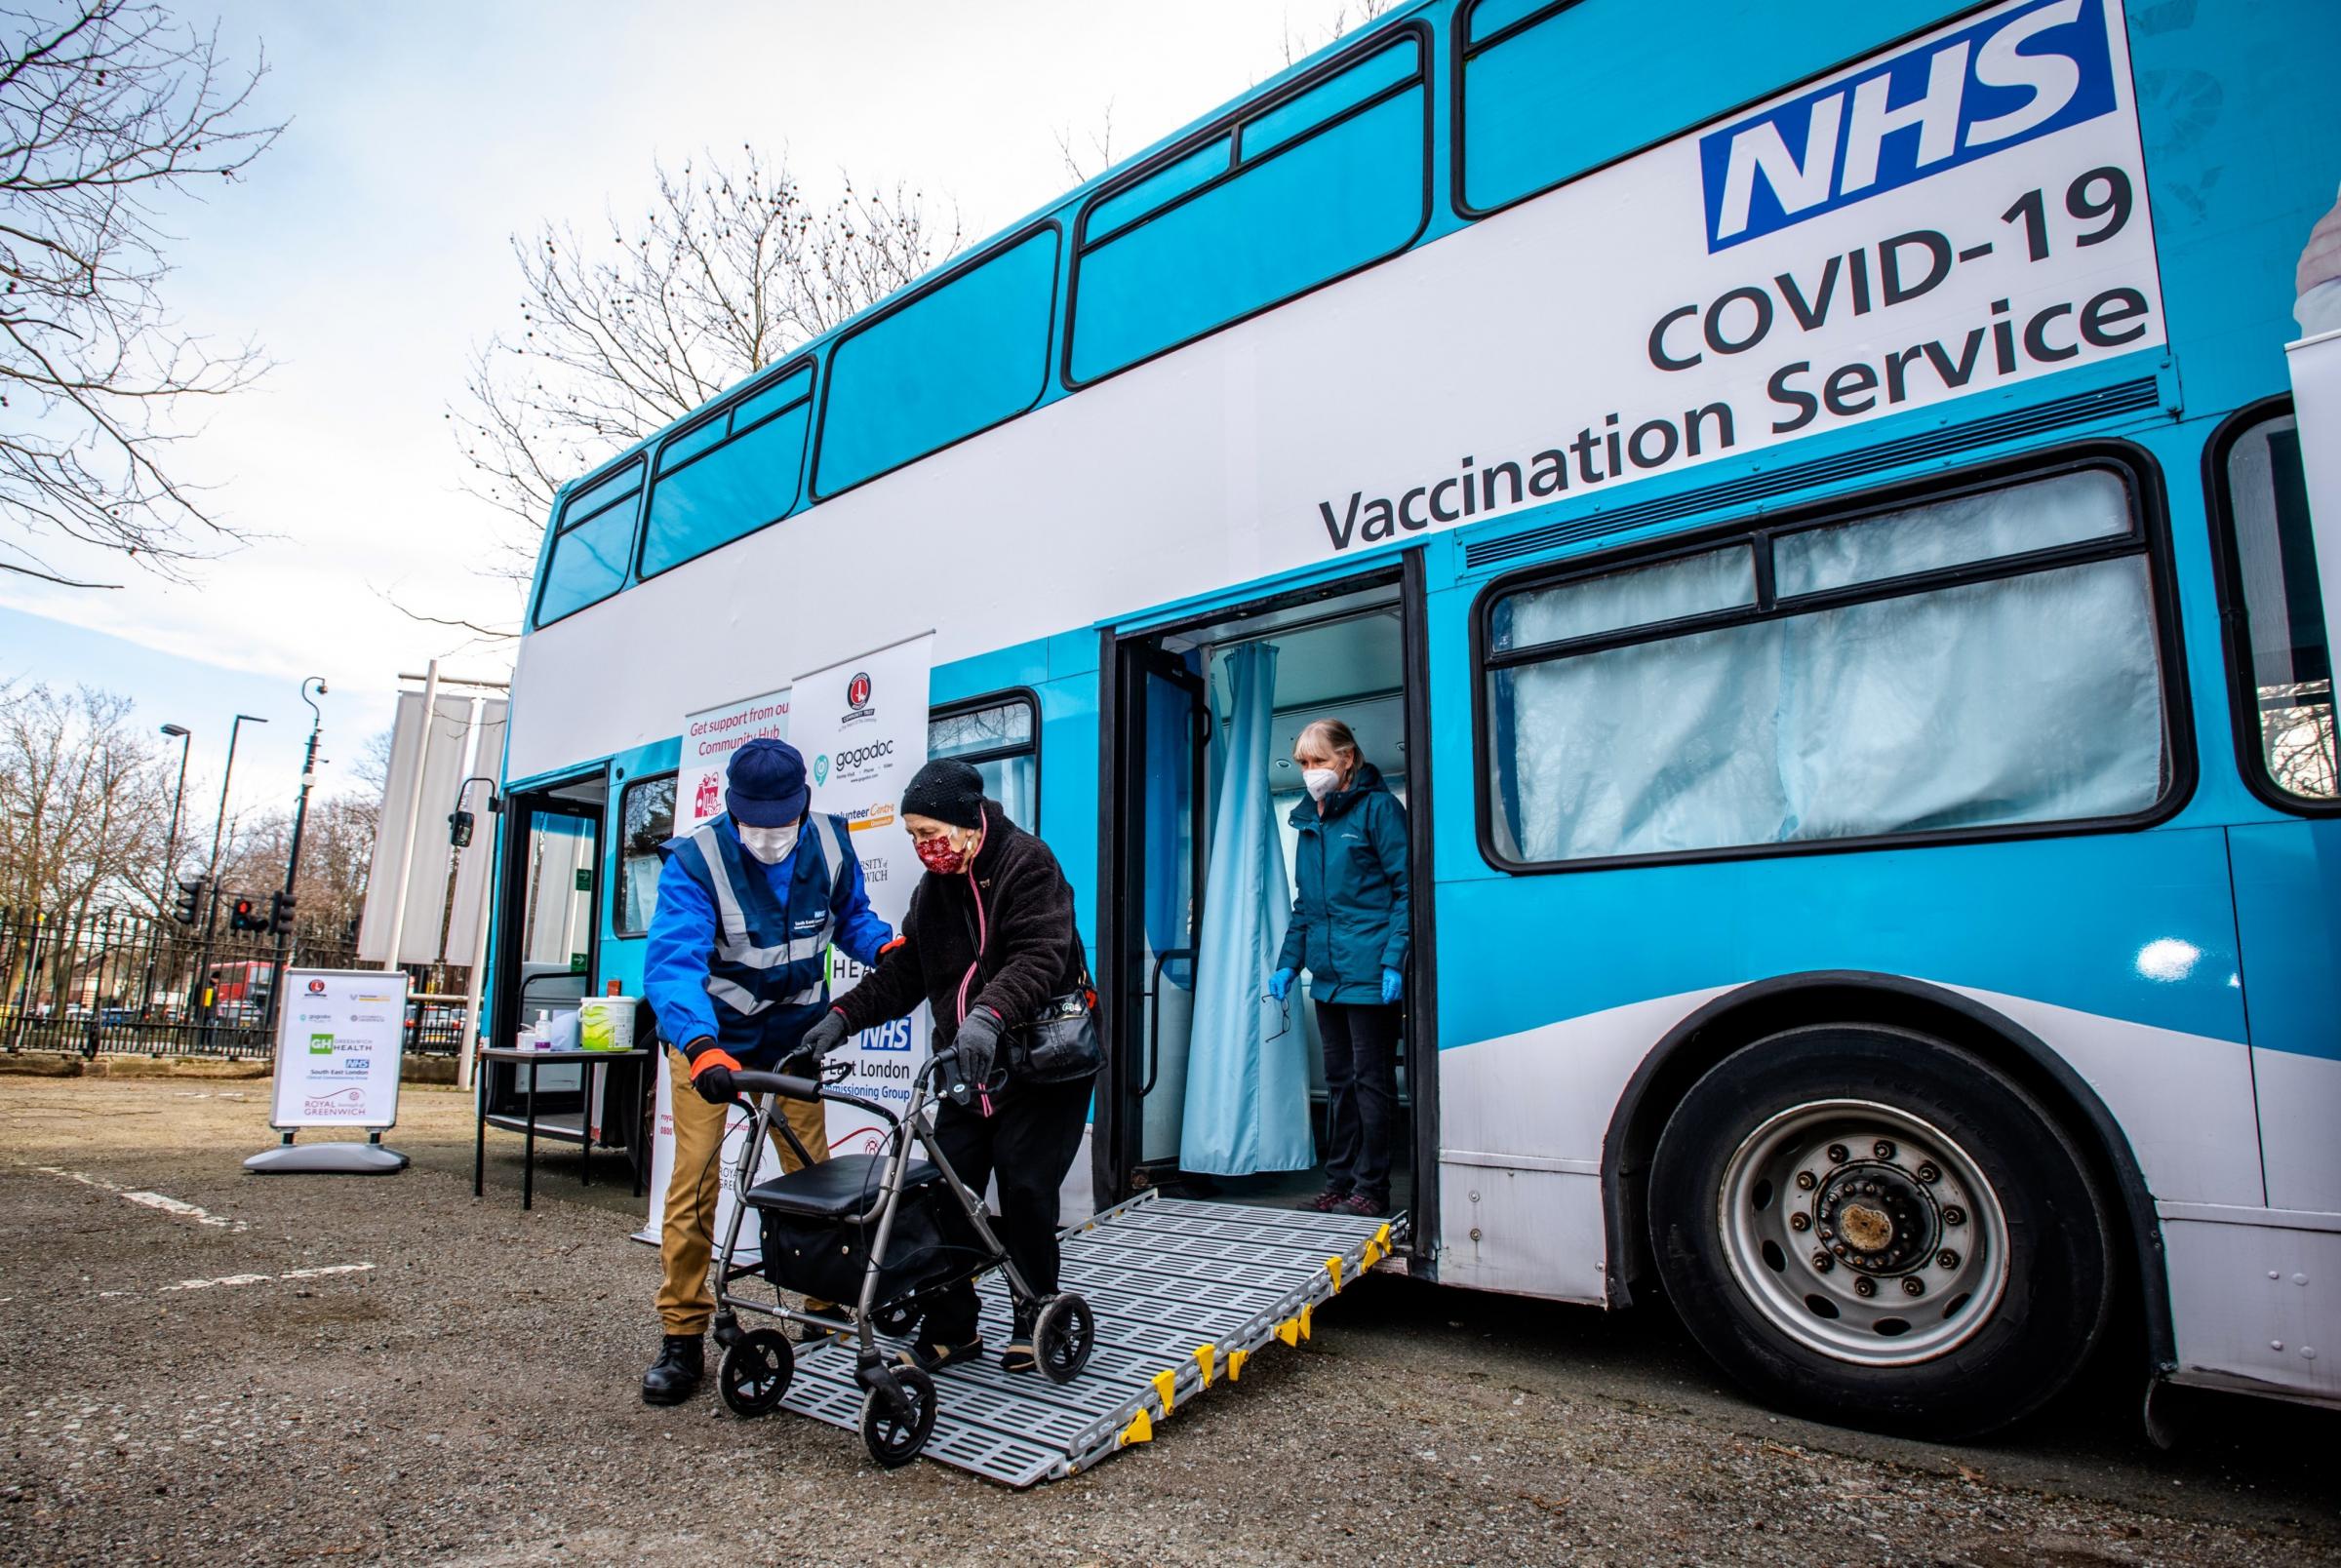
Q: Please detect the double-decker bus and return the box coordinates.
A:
[486,0,2341,1436]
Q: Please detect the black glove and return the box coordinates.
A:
[946,1009,1004,1109]
[801,1008,851,1059]
[691,1057,736,1106]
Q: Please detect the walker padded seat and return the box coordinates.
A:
[743,1153,940,1220]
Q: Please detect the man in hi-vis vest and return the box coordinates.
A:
[640,737,892,1406]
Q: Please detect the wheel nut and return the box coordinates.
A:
[1873,1140,1896,1160]
[1794,1171,1816,1192]
[1901,1275,1925,1297]
[1916,1162,1940,1184]
[1811,1251,1835,1273]
[1826,1144,1849,1165]
[1943,1206,1966,1227]
[1789,1212,1810,1233]
[1854,1276,1877,1298]
[1936,1249,1960,1270]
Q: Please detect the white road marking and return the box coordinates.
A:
[97,1263,374,1298]
[29,1165,247,1231]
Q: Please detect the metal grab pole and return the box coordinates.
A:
[379,660,439,974]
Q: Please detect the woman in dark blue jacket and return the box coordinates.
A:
[1270,718,1409,1217]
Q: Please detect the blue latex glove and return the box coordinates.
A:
[1267,967,1295,1002]
[1380,968,1404,1004]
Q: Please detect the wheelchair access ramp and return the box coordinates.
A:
[777,1189,1407,1486]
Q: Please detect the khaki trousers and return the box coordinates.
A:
[655,1045,830,1335]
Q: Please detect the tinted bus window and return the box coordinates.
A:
[615,773,677,935]
[930,693,1039,828]
[640,366,814,577]
[1458,0,1958,215]
[536,460,644,626]
[2214,409,2335,804]
[1483,465,2171,866]
[1068,31,1427,383]
[813,228,1059,496]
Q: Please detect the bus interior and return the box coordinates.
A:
[1110,571,1423,1214]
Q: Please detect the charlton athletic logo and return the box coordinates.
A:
[847,672,872,710]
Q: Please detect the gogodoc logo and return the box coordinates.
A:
[1698,0,2116,252]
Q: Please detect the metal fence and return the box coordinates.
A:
[0,904,471,1061]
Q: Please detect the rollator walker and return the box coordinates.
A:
[706,1048,1097,1468]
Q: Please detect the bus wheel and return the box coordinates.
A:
[1647,1025,2112,1439]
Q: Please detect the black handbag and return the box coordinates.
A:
[1010,979,1103,1083]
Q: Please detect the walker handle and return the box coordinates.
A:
[731,1070,821,1102]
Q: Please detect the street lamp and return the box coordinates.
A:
[195,714,268,1039]
[264,680,327,1030]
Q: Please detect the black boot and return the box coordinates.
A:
[641,1334,703,1406]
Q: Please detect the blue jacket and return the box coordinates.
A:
[1276,763,1410,1004]
[645,813,892,1070]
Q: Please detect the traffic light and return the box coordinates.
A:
[171,876,205,925]
[269,890,297,936]
[228,895,266,933]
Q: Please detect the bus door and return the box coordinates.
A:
[1106,646,1208,1191]
[486,772,606,1131]
[1101,564,1428,1217]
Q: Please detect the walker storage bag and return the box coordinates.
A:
[757,1173,975,1307]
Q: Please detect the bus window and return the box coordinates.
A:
[1457,0,1959,216]
[813,227,1059,496]
[929,692,1039,828]
[639,365,814,577]
[2212,407,2335,805]
[535,459,644,626]
[615,773,677,935]
[1481,462,2173,867]
[1067,29,1428,384]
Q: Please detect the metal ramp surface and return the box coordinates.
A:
[775,1189,1407,1486]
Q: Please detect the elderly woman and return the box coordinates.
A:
[1269,718,1410,1218]
[801,758,1096,1374]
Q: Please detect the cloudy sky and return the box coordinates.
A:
[0,0,1376,818]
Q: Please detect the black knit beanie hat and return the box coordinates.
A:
[899,759,986,830]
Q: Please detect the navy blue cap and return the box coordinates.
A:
[726,737,809,828]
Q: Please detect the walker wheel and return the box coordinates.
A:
[859,1365,936,1468]
[871,1301,918,1337]
[1035,1292,1095,1385]
[717,1328,794,1418]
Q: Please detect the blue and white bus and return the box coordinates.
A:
[487,0,2341,1436]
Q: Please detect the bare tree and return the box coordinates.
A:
[1277,0,1400,68]
[0,1,279,589]
[0,682,172,917]
[446,146,963,620]
[1053,101,1116,185]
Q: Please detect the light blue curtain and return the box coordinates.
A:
[1181,642,1315,1174]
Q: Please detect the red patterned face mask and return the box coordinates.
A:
[915,832,973,875]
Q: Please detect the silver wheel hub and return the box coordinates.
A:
[1719,1099,2010,1366]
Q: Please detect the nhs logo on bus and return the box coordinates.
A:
[1698,0,2118,252]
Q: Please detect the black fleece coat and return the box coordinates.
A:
[834,801,1086,1050]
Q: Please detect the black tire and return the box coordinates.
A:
[860,1365,937,1468]
[717,1328,794,1418]
[1647,1024,2113,1439]
[1034,1293,1095,1385]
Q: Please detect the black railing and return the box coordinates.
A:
[0,904,471,1061]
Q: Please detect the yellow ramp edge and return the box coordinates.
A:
[1151,1368,1177,1415]
[1119,1408,1153,1446]
[1195,1344,1216,1389]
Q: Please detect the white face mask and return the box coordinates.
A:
[737,820,801,864]
[1302,767,1341,802]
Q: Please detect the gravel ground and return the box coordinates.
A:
[3,1077,2336,1567]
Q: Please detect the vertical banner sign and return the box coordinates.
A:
[269,969,410,1129]
[638,686,794,1249]
[800,635,934,1153]
[678,686,792,831]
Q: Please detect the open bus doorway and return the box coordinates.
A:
[1101,560,1432,1227]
